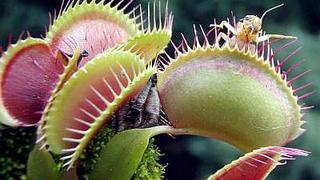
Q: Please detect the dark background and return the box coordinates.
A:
[0,0,319,179]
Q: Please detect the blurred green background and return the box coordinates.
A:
[0,0,319,179]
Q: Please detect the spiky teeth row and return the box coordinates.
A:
[43,48,156,169]
[208,146,309,179]
[46,0,173,66]
[122,0,174,63]
[36,48,83,146]
[157,27,309,152]
[46,0,139,66]
[0,0,172,128]
[0,38,65,126]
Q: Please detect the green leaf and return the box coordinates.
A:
[27,147,60,180]
[89,126,172,180]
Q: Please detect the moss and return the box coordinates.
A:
[132,138,165,180]
[78,125,116,179]
[0,126,36,179]
[0,122,165,180]
[78,125,165,180]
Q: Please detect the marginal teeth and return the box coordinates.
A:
[255,152,279,164]
[103,78,118,97]
[110,67,125,89]
[90,85,110,106]
[85,98,103,114]
[62,137,82,143]
[60,154,74,161]
[123,0,134,12]
[40,143,47,150]
[81,68,88,74]
[137,62,142,73]
[131,62,137,78]
[80,107,97,120]
[73,117,92,127]
[36,135,46,144]
[62,160,73,167]
[66,128,87,135]
[243,160,258,168]
[117,62,131,83]
[301,105,314,110]
[61,147,78,153]
[247,156,268,165]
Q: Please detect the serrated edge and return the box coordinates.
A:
[43,48,156,169]
[0,38,51,126]
[157,26,304,143]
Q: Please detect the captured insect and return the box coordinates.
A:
[114,74,171,132]
[210,3,296,50]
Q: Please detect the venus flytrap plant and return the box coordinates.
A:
[207,146,309,179]
[0,0,313,179]
[0,38,65,126]
[155,22,312,178]
[1,0,172,178]
[157,28,304,151]
[44,48,157,168]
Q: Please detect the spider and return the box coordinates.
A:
[210,3,297,50]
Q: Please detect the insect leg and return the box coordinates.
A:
[55,50,69,66]
[256,34,297,43]
[77,50,89,66]
[210,20,237,35]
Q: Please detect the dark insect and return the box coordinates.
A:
[114,74,171,131]
[57,49,89,67]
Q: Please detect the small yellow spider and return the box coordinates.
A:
[210,3,296,49]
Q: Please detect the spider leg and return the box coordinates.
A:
[256,34,297,43]
[210,20,237,35]
[216,33,232,47]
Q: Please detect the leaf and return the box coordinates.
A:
[89,126,172,180]
[27,147,60,180]
[207,146,309,180]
